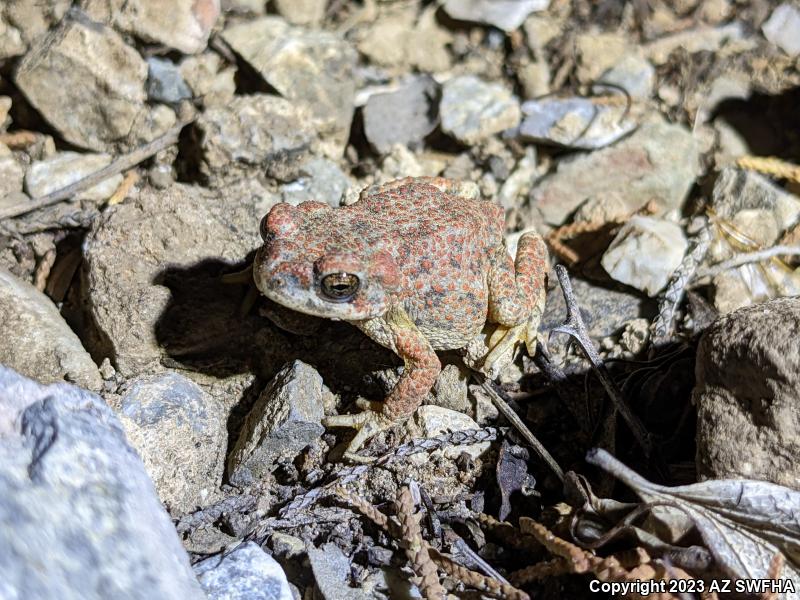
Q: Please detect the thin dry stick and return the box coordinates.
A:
[737,155,800,184]
[429,548,530,600]
[695,245,800,279]
[477,375,565,483]
[551,265,653,457]
[396,486,447,600]
[0,118,193,220]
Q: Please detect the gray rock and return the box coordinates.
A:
[601,217,688,297]
[762,3,800,56]
[146,57,192,105]
[532,120,699,225]
[25,151,123,201]
[307,543,369,600]
[114,372,226,515]
[440,75,521,145]
[81,0,219,54]
[0,268,102,391]
[363,76,440,153]
[15,16,148,152]
[597,54,655,99]
[0,366,204,600]
[0,15,25,59]
[711,167,800,231]
[221,17,356,154]
[197,94,316,184]
[228,361,328,486]
[443,0,550,31]
[179,52,236,108]
[694,297,800,490]
[519,97,637,149]
[413,405,489,459]
[195,541,294,600]
[83,183,262,376]
[281,157,352,207]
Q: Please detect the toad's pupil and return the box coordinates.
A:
[320,273,360,301]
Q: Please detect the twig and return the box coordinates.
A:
[550,265,653,457]
[651,223,712,345]
[0,117,194,221]
[175,493,258,534]
[695,245,800,279]
[476,375,564,483]
[429,548,530,600]
[396,485,447,600]
[107,170,140,206]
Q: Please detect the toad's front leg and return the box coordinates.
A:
[323,305,440,461]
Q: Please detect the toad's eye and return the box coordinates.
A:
[320,273,360,302]
[259,215,270,240]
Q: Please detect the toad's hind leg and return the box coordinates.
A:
[469,233,549,377]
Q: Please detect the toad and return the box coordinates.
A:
[253,177,548,458]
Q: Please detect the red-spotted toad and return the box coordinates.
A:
[253,177,548,458]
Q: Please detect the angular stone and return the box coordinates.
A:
[519,97,636,149]
[601,216,688,297]
[440,75,521,145]
[81,0,219,54]
[443,0,550,31]
[762,3,800,56]
[0,143,24,198]
[711,167,800,231]
[83,183,262,376]
[228,361,327,486]
[179,52,236,107]
[146,57,192,105]
[694,297,800,489]
[363,76,440,153]
[532,120,699,225]
[114,372,227,515]
[0,268,102,391]
[2,0,70,48]
[195,542,294,600]
[0,367,204,600]
[197,94,316,184]
[273,0,325,26]
[221,17,356,153]
[280,157,352,207]
[25,151,123,201]
[15,16,147,152]
[413,405,489,459]
[597,54,655,99]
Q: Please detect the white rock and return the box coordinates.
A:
[443,0,550,31]
[26,152,122,201]
[413,405,490,459]
[601,216,688,296]
[597,54,655,98]
[440,75,521,144]
[762,3,800,56]
[195,542,293,600]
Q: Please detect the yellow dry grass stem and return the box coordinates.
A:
[736,155,800,184]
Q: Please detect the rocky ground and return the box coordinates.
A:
[1,0,800,599]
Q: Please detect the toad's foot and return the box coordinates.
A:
[323,399,397,462]
[464,316,540,380]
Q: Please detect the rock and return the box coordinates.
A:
[710,167,800,231]
[197,94,316,184]
[0,16,25,59]
[83,183,262,376]
[517,60,551,98]
[575,32,630,83]
[597,54,655,99]
[0,143,24,198]
[113,372,227,515]
[146,57,192,105]
[280,157,352,207]
[221,17,356,154]
[2,0,70,53]
[413,405,490,459]
[228,361,328,486]
[443,0,550,31]
[307,543,369,600]
[694,297,800,489]
[0,95,12,129]
[519,97,636,149]
[81,0,219,54]
[0,268,102,391]
[127,103,178,147]
[15,16,148,152]
[440,75,521,145]
[25,151,123,201]
[532,120,699,225]
[0,367,204,600]
[273,0,325,26]
[195,542,294,600]
[643,23,747,66]
[179,53,236,108]
[762,3,800,56]
[362,76,440,153]
[601,216,688,297]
